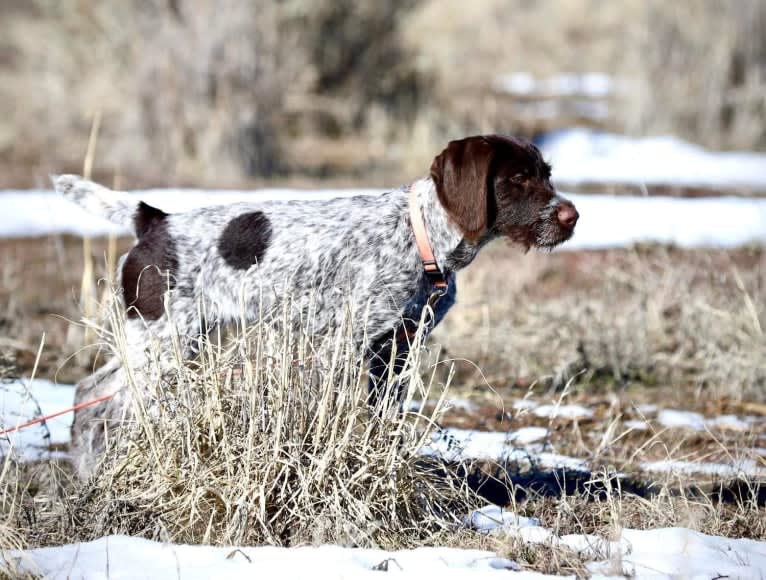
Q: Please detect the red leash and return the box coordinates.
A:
[0,393,115,436]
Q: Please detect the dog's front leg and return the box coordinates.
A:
[366,328,411,414]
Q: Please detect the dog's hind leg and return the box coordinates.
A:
[69,358,128,479]
[70,296,202,479]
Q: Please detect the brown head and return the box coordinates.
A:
[430,135,578,250]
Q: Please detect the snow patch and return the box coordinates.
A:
[656,409,706,431]
[3,188,766,251]
[706,414,756,432]
[495,72,616,98]
[657,409,757,433]
[591,527,766,579]
[564,193,766,250]
[540,128,766,190]
[509,427,549,445]
[445,398,477,412]
[510,399,597,420]
[466,505,540,532]
[6,505,758,580]
[425,428,588,471]
[469,510,766,579]
[642,459,766,478]
[533,403,593,420]
[1,535,526,580]
[635,404,658,415]
[512,399,539,412]
[0,379,76,461]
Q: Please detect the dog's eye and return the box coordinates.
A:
[512,172,527,181]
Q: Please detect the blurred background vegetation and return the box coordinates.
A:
[1,0,765,188]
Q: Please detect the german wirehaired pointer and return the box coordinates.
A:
[55,134,578,478]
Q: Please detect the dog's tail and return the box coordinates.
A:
[53,175,140,234]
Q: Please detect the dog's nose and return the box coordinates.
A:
[557,203,579,228]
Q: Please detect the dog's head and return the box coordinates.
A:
[430,135,578,250]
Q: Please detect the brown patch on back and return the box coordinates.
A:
[218,211,272,270]
[121,202,178,320]
[134,201,169,237]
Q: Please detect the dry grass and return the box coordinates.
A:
[0,465,28,554]
[511,471,766,540]
[1,1,764,187]
[407,0,766,151]
[1,238,765,577]
[4,237,763,405]
[4,287,485,550]
[437,243,766,404]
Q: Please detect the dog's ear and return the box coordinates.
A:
[430,136,495,241]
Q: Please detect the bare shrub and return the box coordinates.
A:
[1,0,305,185]
[437,245,766,401]
[0,0,426,186]
[405,0,766,155]
[619,0,766,150]
[53,292,477,548]
[2,1,764,186]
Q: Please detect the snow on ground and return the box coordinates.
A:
[512,399,539,411]
[591,527,766,578]
[2,188,766,250]
[635,404,658,415]
[4,380,762,480]
[494,72,616,99]
[7,514,766,579]
[426,416,766,478]
[512,399,594,420]
[0,378,76,461]
[657,409,758,433]
[472,506,766,579]
[566,193,766,249]
[531,403,593,420]
[509,426,549,445]
[3,381,766,578]
[656,409,707,431]
[466,505,541,532]
[539,128,766,190]
[1,536,524,580]
[642,459,766,478]
[424,428,588,471]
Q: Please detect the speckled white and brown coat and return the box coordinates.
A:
[55,134,579,478]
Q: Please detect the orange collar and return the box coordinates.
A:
[408,186,448,291]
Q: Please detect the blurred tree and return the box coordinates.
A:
[296,0,424,126]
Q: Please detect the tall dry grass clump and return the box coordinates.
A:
[438,245,765,401]
[61,293,476,548]
[0,463,27,557]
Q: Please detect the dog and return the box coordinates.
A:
[55,134,578,478]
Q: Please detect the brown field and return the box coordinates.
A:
[1,234,764,565]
